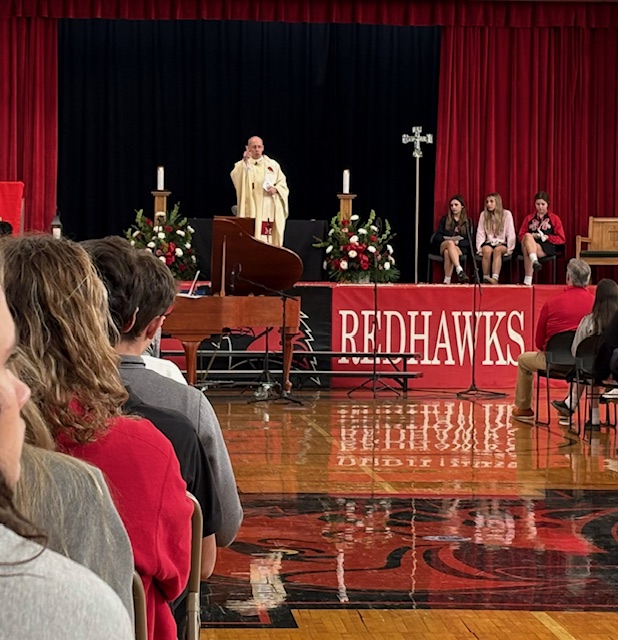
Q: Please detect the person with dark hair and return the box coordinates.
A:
[475,193,516,284]
[0,235,192,640]
[551,278,618,428]
[512,259,594,422]
[83,236,242,549]
[431,195,472,283]
[0,274,133,639]
[0,220,13,236]
[517,191,566,285]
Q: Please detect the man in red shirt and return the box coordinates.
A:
[512,259,593,422]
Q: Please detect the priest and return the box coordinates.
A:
[230,136,289,246]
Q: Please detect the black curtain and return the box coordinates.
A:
[58,20,440,282]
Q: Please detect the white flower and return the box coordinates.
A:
[132,230,141,238]
[340,259,348,270]
[188,225,195,233]
[192,255,197,262]
[342,227,348,233]
[159,256,166,263]
[130,240,135,246]
[370,225,378,232]
[348,250,358,259]
[185,242,191,249]
[323,260,328,270]
[157,232,166,239]
[328,228,334,236]
[326,245,333,254]
[384,262,391,270]
[147,241,155,249]
[367,245,377,253]
[349,235,359,244]
[153,226,161,232]
[176,230,186,237]
[350,214,359,221]
[358,229,367,235]
[387,244,394,253]
[390,256,396,264]
[175,248,183,257]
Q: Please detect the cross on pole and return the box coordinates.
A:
[402,126,433,283]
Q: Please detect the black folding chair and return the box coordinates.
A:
[535,330,576,427]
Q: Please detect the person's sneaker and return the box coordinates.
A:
[483,276,498,285]
[532,260,543,273]
[457,270,469,283]
[602,388,618,401]
[551,399,574,417]
[512,407,535,422]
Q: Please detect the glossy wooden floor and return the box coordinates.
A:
[201,387,618,639]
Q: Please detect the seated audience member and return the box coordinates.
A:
[0,220,13,236]
[142,328,188,384]
[517,191,566,285]
[551,279,618,429]
[475,192,516,284]
[431,195,471,283]
[83,236,243,548]
[10,349,134,616]
[83,236,221,578]
[512,259,593,422]
[594,307,618,395]
[0,273,133,640]
[0,235,192,640]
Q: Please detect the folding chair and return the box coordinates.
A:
[132,571,148,640]
[185,492,203,640]
[535,330,576,427]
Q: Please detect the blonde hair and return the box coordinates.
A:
[0,235,127,444]
[483,192,505,236]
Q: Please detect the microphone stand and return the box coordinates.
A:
[234,271,303,406]
[457,221,505,400]
[349,252,399,397]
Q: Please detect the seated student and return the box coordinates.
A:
[431,195,471,283]
[476,192,516,284]
[0,235,192,640]
[517,191,566,285]
[551,279,618,429]
[10,348,134,616]
[0,273,133,640]
[83,236,243,549]
[83,236,221,578]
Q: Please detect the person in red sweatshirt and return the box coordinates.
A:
[517,190,566,285]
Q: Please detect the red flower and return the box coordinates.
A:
[145,218,153,226]
[359,254,370,270]
[179,263,187,272]
[370,235,377,242]
[165,225,173,233]
[165,254,174,266]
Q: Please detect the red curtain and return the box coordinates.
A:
[0,18,57,231]
[3,1,618,27]
[435,26,618,261]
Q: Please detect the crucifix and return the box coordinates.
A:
[402,126,433,284]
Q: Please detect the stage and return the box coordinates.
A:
[163,283,577,390]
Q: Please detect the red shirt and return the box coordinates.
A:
[535,286,594,351]
[58,416,192,640]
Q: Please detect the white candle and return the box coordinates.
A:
[157,166,165,191]
[343,169,350,194]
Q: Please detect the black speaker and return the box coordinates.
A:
[283,219,327,281]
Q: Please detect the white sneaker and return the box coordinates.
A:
[602,388,618,400]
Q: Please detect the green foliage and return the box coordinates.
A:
[124,203,197,280]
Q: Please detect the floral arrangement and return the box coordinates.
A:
[314,209,399,283]
[124,202,197,280]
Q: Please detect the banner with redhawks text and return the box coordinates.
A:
[331,284,534,389]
